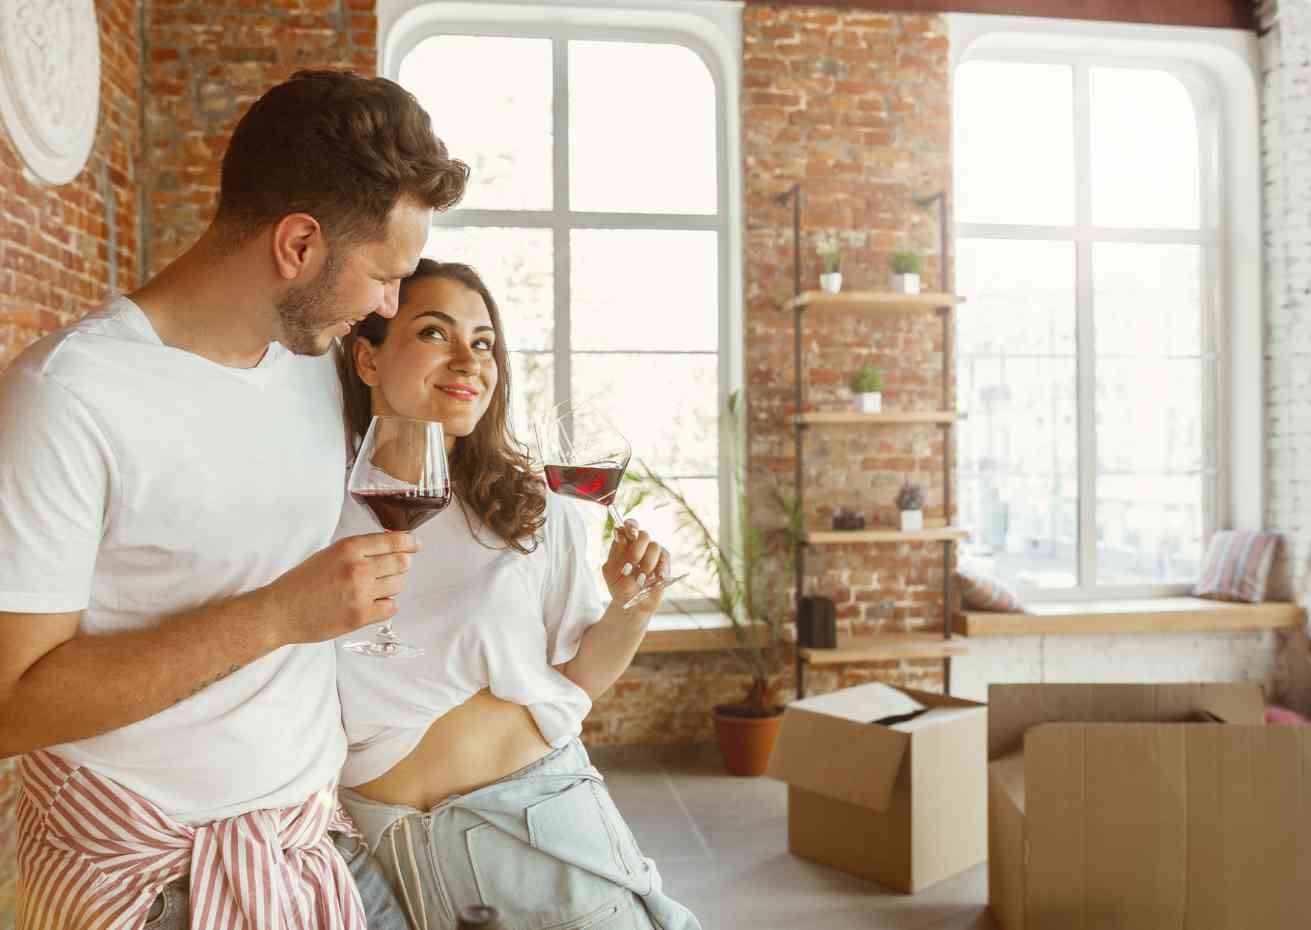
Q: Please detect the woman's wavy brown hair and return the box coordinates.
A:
[338,260,546,552]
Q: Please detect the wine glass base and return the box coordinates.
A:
[621,572,691,610]
[342,639,425,659]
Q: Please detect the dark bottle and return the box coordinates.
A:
[456,905,504,930]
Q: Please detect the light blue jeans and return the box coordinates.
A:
[339,740,701,930]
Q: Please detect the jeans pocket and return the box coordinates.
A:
[142,895,167,928]
[465,781,628,928]
[142,882,187,930]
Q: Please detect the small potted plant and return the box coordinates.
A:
[891,250,923,295]
[850,364,883,414]
[818,238,843,294]
[896,480,926,532]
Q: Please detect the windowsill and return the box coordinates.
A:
[958,597,1304,638]
[639,612,760,653]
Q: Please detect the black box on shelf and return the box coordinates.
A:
[798,596,837,648]
[832,508,865,531]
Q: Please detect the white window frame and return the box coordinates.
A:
[949,15,1263,602]
[379,1,745,612]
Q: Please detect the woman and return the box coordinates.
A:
[333,259,700,930]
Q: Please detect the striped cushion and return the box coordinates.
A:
[956,566,1022,612]
[1191,530,1281,604]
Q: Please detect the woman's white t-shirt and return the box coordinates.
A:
[333,489,604,787]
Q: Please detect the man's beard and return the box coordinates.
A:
[275,250,342,356]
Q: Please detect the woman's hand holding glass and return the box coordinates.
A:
[602,519,672,614]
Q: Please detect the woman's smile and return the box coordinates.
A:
[437,383,480,401]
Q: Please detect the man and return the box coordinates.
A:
[0,70,468,929]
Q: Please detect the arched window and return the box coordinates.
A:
[381,2,743,603]
[950,16,1261,598]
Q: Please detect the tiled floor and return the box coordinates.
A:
[591,744,996,930]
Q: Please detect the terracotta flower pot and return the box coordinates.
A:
[713,705,785,776]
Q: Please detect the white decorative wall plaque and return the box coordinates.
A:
[0,0,101,185]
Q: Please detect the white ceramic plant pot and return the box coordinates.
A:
[891,272,921,295]
[819,272,843,294]
[855,392,882,414]
[899,509,924,532]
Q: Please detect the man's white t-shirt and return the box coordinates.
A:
[0,297,348,824]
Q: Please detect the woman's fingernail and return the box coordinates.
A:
[636,573,647,587]
[621,563,634,576]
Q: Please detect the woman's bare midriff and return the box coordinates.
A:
[350,688,554,811]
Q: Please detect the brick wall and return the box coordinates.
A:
[143,0,375,274]
[0,0,142,368]
[0,1,143,919]
[1261,0,1311,703]
[587,7,955,744]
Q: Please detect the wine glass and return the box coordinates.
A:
[534,399,687,609]
[343,415,451,658]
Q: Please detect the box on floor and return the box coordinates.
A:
[989,682,1311,930]
[767,682,987,893]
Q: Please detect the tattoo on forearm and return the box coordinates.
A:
[184,664,242,700]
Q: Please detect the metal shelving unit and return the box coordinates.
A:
[775,183,967,698]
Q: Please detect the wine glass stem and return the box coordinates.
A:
[378,529,398,639]
[607,504,629,537]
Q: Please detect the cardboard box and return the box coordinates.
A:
[766,682,987,893]
[988,683,1311,930]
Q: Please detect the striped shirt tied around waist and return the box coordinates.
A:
[15,750,368,930]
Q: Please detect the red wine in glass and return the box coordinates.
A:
[351,488,452,532]
[344,415,449,659]
[543,463,625,506]
[534,400,688,609]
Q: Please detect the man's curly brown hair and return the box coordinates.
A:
[217,70,469,247]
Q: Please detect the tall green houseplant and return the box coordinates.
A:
[625,391,795,712]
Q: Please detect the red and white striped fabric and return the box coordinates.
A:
[1190,529,1281,604]
[15,750,368,930]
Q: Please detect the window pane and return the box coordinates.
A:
[400,36,552,210]
[1091,67,1200,229]
[1093,243,1202,358]
[572,229,718,352]
[954,61,1074,226]
[956,240,1076,356]
[958,359,1079,589]
[509,351,553,440]
[956,239,1077,589]
[1094,242,1206,584]
[570,41,717,214]
[424,227,553,352]
[1096,474,1203,585]
[572,353,718,477]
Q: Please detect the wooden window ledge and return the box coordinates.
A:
[639,614,761,653]
[958,597,1305,638]
[638,617,967,665]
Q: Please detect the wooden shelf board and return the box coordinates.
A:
[804,526,969,544]
[960,597,1305,638]
[791,291,964,314]
[791,411,960,426]
[800,632,967,666]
